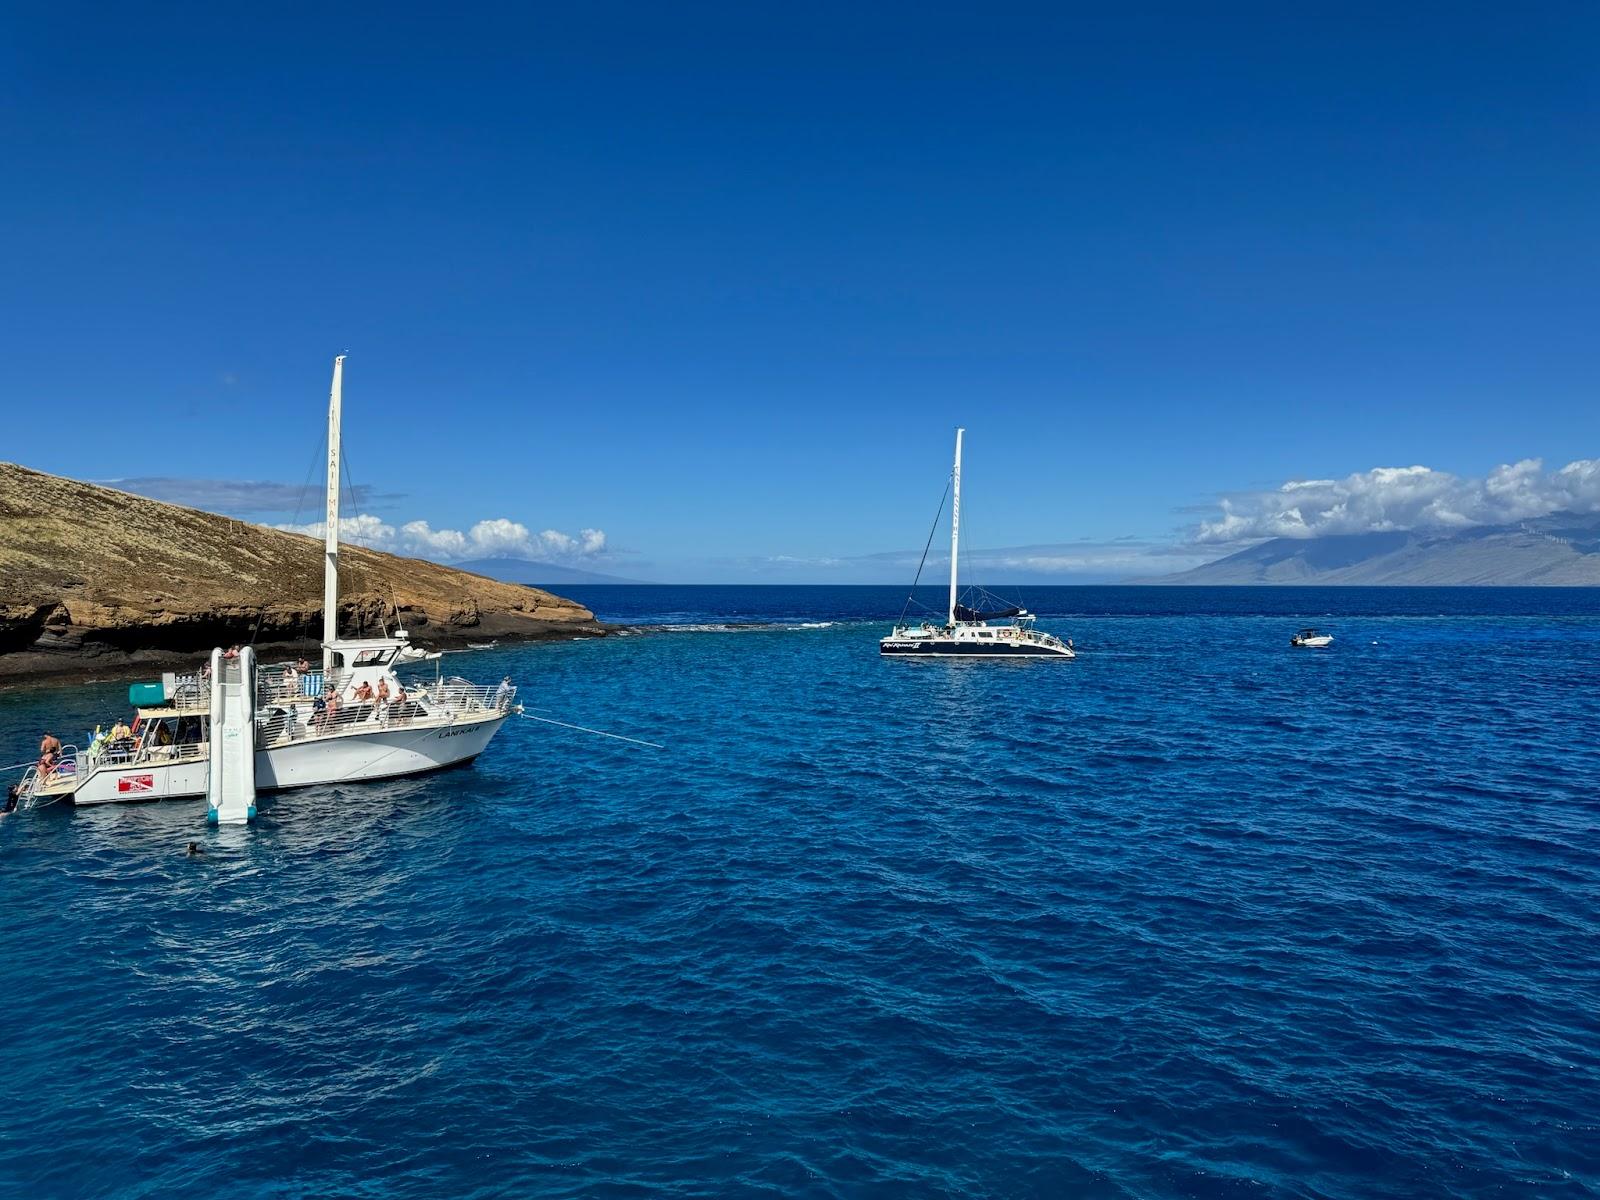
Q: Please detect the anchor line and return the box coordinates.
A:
[516,712,664,750]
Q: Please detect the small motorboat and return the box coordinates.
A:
[1291,628,1334,648]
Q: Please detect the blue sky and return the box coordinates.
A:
[3,4,1596,581]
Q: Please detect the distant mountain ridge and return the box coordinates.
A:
[1147,513,1600,585]
[455,558,650,586]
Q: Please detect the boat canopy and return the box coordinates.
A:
[955,604,1023,622]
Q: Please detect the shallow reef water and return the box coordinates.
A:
[1,587,1597,1198]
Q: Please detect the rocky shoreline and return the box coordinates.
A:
[0,463,608,688]
[0,620,610,691]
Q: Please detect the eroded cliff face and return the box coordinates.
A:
[0,463,602,680]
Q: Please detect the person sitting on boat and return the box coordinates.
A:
[282,664,299,699]
[223,645,241,660]
[107,718,134,757]
[392,685,409,723]
[353,681,374,703]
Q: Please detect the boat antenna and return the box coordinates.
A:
[897,477,950,626]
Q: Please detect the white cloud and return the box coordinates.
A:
[277,513,610,564]
[1193,458,1600,545]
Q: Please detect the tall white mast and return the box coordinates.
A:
[948,427,963,627]
[322,355,345,672]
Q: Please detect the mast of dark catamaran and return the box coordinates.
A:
[948,427,963,628]
[323,355,345,674]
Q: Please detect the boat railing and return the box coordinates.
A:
[255,691,432,749]
[170,673,211,711]
[413,676,516,715]
[256,666,340,707]
[18,743,81,801]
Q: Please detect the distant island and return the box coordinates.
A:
[1145,513,1600,585]
[0,464,603,683]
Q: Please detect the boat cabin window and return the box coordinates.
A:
[352,648,394,666]
[976,631,994,638]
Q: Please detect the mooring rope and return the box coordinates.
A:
[516,712,663,750]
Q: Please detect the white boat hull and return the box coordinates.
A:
[66,714,506,806]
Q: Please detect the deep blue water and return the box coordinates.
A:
[2,587,1598,1198]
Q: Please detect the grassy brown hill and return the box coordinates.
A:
[0,463,602,681]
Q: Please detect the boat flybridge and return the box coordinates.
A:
[18,356,521,821]
[880,429,1075,659]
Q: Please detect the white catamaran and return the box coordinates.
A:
[19,356,520,819]
[880,428,1075,659]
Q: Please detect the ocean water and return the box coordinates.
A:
[2,586,1598,1199]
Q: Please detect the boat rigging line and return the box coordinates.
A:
[515,711,664,750]
[896,477,951,626]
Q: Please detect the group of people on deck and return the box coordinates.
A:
[310,676,409,732]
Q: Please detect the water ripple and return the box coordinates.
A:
[1,603,1597,1197]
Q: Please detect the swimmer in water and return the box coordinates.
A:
[186,841,204,856]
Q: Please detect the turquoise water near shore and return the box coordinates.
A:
[2,588,1597,1198]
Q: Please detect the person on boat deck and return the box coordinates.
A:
[392,685,409,722]
[223,645,241,660]
[311,695,328,730]
[38,731,61,777]
[295,657,310,674]
[353,680,374,703]
[282,664,299,698]
[493,676,513,710]
[324,692,342,728]
[375,679,391,720]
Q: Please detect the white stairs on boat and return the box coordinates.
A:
[206,646,257,825]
